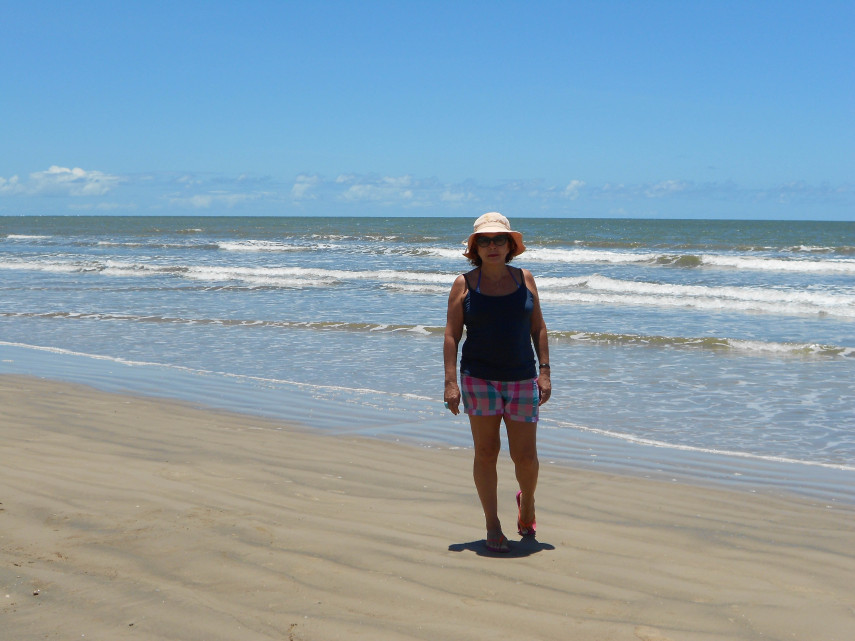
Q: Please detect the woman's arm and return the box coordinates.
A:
[523,269,551,406]
[443,275,467,414]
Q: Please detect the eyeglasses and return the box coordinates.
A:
[475,234,509,248]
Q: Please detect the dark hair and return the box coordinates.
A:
[466,237,518,267]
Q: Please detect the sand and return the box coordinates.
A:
[1,375,853,640]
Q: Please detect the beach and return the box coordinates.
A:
[2,375,853,640]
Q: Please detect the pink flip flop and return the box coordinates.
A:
[516,490,536,537]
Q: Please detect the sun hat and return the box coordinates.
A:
[463,212,526,259]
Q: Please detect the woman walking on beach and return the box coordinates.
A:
[444,213,551,553]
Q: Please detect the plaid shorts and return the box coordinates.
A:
[460,375,539,423]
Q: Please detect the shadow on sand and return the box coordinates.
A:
[448,536,555,558]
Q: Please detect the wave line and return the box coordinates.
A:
[544,418,855,472]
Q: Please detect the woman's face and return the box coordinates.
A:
[475,234,511,264]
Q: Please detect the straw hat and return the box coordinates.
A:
[463,212,526,259]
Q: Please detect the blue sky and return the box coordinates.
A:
[1,1,852,219]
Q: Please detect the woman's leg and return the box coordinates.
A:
[505,418,538,528]
[469,414,503,534]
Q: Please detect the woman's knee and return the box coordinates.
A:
[510,448,539,470]
[470,415,502,461]
[473,439,501,463]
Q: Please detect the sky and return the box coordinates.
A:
[1,1,852,220]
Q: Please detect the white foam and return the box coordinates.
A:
[521,246,855,274]
[0,259,81,273]
[0,256,459,289]
[701,254,855,274]
[424,246,468,259]
[218,240,306,252]
[181,265,457,288]
[527,247,659,264]
[726,339,855,357]
[5,234,52,240]
[538,274,855,318]
[546,418,855,472]
[382,283,448,294]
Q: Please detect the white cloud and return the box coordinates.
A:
[291,174,321,200]
[1,166,122,197]
[597,180,696,199]
[176,174,204,186]
[338,175,416,203]
[67,202,137,211]
[341,184,413,202]
[562,180,585,199]
[187,195,215,208]
[440,189,477,203]
[644,180,688,198]
[168,191,266,209]
[0,175,23,195]
[32,166,121,196]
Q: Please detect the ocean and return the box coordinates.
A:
[2,216,853,503]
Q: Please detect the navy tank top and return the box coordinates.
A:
[460,267,537,381]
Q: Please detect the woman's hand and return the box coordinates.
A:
[537,372,551,406]
[444,380,461,415]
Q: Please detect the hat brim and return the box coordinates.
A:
[463,228,526,260]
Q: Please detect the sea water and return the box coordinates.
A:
[2,216,853,502]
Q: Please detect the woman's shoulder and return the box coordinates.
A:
[450,272,472,294]
[517,266,538,290]
[514,265,532,280]
[459,268,480,287]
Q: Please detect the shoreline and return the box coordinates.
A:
[2,374,854,640]
[3,342,854,507]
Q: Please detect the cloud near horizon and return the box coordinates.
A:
[289,174,590,207]
[1,166,851,218]
[0,166,122,197]
[167,191,272,209]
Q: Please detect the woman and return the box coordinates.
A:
[444,212,551,553]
